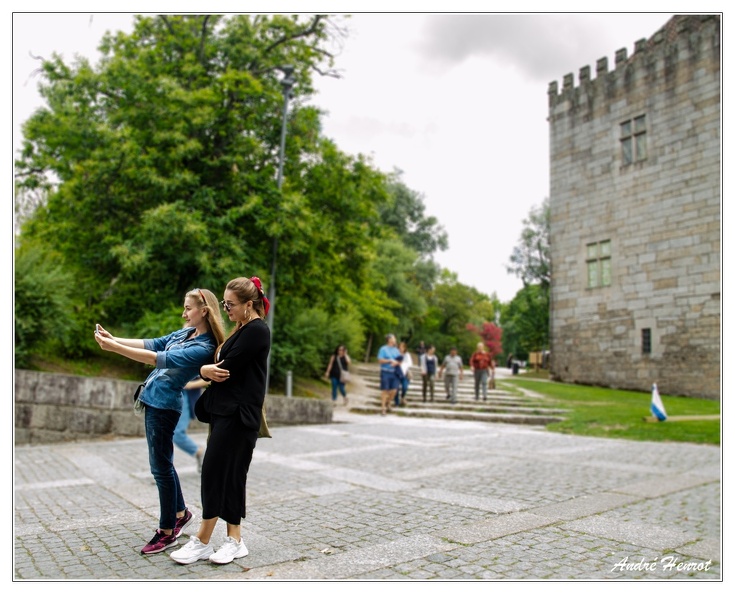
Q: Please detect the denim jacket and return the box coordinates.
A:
[139,327,217,413]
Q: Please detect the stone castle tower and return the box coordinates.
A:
[547,15,720,399]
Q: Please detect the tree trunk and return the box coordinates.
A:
[364,333,373,362]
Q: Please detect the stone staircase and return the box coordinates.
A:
[345,362,566,426]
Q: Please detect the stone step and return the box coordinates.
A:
[394,400,567,416]
[348,363,565,426]
[356,395,565,417]
[360,378,542,403]
[362,382,523,397]
[360,376,513,392]
[349,404,564,426]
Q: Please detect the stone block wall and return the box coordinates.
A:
[14,370,332,445]
[547,15,720,399]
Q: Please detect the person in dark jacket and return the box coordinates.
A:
[171,276,271,566]
[419,345,438,402]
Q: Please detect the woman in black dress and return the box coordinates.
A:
[170,276,271,565]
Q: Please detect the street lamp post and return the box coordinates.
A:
[266,65,295,395]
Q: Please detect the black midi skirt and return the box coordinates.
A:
[200,413,258,525]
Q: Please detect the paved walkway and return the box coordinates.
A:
[14,380,721,581]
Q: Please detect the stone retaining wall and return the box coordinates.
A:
[14,369,332,445]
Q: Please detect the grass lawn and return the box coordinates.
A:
[28,352,150,381]
[499,378,720,446]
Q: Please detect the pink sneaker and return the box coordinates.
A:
[174,509,194,538]
[140,529,178,555]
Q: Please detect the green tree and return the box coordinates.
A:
[14,243,77,366]
[354,171,449,357]
[506,197,550,290]
[380,170,449,257]
[500,283,549,360]
[503,198,550,361]
[14,15,450,385]
[413,271,494,360]
[16,15,342,324]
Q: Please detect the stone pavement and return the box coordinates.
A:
[14,394,721,581]
[13,360,722,583]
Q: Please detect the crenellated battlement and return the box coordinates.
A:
[547,13,721,399]
[548,15,720,108]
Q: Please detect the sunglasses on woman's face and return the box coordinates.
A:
[220,300,241,312]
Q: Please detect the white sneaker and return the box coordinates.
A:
[170,536,214,564]
[209,536,249,564]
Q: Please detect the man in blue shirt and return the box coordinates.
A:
[377,333,401,416]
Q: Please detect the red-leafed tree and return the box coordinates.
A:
[466,321,503,358]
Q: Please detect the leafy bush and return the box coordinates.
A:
[14,245,77,366]
[269,303,364,386]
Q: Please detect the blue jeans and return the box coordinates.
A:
[144,405,186,531]
[474,369,489,400]
[331,377,347,401]
[395,376,410,406]
[173,390,198,457]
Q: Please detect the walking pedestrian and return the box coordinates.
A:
[377,333,401,415]
[469,342,494,401]
[419,345,438,402]
[171,276,271,565]
[94,288,225,555]
[438,347,464,404]
[396,341,413,407]
[324,345,351,405]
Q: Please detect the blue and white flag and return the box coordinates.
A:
[650,383,667,421]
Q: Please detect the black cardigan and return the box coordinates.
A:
[201,317,270,432]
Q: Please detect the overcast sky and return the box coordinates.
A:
[11,10,697,302]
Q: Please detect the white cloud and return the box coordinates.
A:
[416,14,662,81]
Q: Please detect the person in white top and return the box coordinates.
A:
[396,341,413,407]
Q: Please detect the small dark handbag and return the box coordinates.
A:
[194,388,213,423]
[132,383,146,416]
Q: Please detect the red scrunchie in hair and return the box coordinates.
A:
[250,276,270,316]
